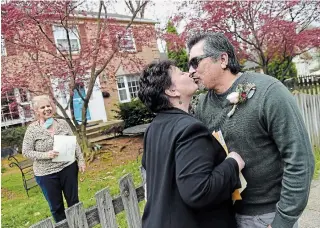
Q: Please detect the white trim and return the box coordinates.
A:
[117,76,131,103]
[1,34,6,56]
[116,75,140,103]
[1,88,34,127]
[73,12,158,24]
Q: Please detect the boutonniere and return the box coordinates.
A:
[226,83,256,117]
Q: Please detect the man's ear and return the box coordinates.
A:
[165,88,180,97]
[220,53,229,70]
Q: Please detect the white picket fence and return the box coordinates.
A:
[294,93,320,149]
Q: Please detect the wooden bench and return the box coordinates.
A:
[8,155,38,197]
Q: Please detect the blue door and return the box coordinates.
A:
[73,86,91,122]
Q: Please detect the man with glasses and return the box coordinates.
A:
[187,32,314,228]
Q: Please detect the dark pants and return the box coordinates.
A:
[35,162,79,223]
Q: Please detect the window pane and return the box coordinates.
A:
[54,25,80,52]
[117,82,125,88]
[7,89,14,97]
[117,77,124,83]
[22,104,32,118]
[19,89,28,102]
[69,27,79,39]
[2,105,9,114]
[117,77,126,88]
[1,97,8,105]
[1,34,5,56]
[119,89,127,101]
[3,113,12,121]
[56,39,79,51]
[126,76,140,100]
[119,29,135,51]
[10,104,19,119]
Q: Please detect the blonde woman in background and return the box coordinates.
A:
[22,95,85,223]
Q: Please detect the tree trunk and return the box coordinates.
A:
[262,64,267,75]
[75,127,91,159]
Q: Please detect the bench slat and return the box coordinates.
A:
[26,178,38,189]
[19,160,34,169]
[8,155,38,197]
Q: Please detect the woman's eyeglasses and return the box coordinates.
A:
[188,54,214,70]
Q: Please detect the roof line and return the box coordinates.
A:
[74,11,159,24]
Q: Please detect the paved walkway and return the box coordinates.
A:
[299,178,320,228]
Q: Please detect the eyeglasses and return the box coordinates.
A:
[188,54,214,70]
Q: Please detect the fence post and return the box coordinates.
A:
[95,188,118,228]
[294,93,320,149]
[119,174,141,228]
[29,218,54,228]
[65,202,89,228]
[140,166,147,201]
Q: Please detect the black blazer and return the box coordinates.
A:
[142,108,241,228]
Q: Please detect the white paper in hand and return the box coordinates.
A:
[52,135,76,162]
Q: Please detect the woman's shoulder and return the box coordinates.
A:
[178,113,203,124]
[26,121,40,130]
[55,118,68,125]
[24,121,42,136]
[176,114,208,133]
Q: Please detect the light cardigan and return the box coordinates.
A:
[22,118,85,176]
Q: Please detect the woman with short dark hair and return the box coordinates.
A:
[139,60,245,228]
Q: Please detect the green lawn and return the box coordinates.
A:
[313,147,320,179]
[3,147,319,228]
[1,153,144,228]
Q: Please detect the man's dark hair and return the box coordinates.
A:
[138,60,175,113]
[187,32,241,74]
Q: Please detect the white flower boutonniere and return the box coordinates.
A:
[226,83,256,117]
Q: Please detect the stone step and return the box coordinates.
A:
[86,130,102,139]
[86,129,121,139]
[88,134,121,144]
[86,120,124,134]
[87,120,103,127]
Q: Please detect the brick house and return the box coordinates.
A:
[1,12,160,128]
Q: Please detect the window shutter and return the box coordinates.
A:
[133,29,142,52]
[4,34,17,56]
[45,25,57,53]
[5,38,17,56]
[78,24,88,51]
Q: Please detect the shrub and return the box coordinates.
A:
[114,99,156,128]
[1,167,7,173]
[1,126,28,153]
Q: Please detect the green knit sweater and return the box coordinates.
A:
[195,72,314,228]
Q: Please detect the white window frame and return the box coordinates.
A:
[52,25,81,54]
[1,88,33,124]
[116,75,140,103]
[118,28,136,52]
[17,89,33,119]
[1,34,6,56]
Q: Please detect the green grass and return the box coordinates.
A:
[313,147,320,179]
[1,154,143,228]
[5,146,318,227]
